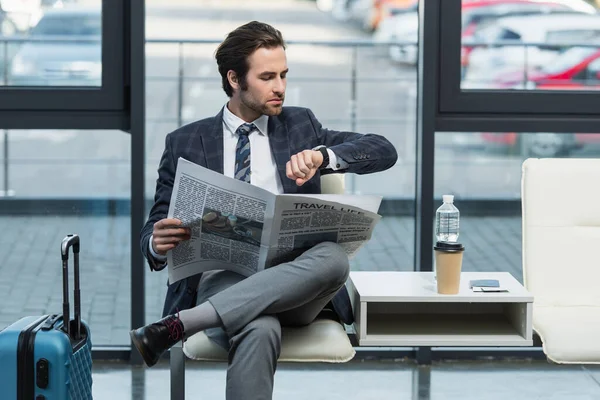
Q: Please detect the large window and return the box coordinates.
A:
[0,129,132,346]
[0,0,142,358]
[460,0,600,91]
[0,0,126,124]
[434,130,600,283]
[4,4,102,87]
[435,0,600,121]
[144,0,418,323]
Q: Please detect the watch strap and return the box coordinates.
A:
[316,146,329,169]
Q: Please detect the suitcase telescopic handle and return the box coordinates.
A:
[61,234,81,340]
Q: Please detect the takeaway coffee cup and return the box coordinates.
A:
[434,241,465,295]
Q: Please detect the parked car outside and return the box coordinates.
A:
[9,5,101,86]
[479,46,600,157]
[460,0,597,74]
[364,0,417,32]
[374,0,596,66]
[462,13,600,88]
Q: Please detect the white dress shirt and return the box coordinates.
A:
[149,105,348,261]
[222,106,283,195]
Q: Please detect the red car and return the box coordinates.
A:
[480,47,600,157]
[460,0,596,72]
[492,46,600,88]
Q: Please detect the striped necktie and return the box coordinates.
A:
[234,123,256,183]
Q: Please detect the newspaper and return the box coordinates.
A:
[166,157,382,283]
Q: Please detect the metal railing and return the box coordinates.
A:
[144,38,410,128]
[0,37,598,197]
[0,36,103,196]
[0,37,413,197]
[461,40,600,86]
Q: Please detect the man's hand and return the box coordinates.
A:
[286,149,324,186]
[152,218,191,256]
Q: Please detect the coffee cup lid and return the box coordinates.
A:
[434,241,465,252]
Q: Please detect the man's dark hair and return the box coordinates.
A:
[215,21,286,97]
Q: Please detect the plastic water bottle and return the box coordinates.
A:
[435,195,460,242]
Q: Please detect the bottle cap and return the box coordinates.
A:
[442,195,454,203]
[434,241,464,252]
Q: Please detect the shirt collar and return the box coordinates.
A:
[223,104,269,137]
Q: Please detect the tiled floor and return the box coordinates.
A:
[3,214,597,400]
[92,359,600,400]
[0,215,523,345]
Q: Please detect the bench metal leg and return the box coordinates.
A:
[416,347,432,365]
[412,366,431,400]
[170,341,185,400]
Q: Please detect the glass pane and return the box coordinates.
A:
[0,129,131,346]
[145,1,418,324]
[460,0,600,90]
[434,131,600,282]
[1,1,102,87]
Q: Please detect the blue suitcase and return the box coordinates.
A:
[0,234,93,399]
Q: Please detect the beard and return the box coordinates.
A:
[240,89,284,117]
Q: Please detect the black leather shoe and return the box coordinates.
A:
[130,314,185,367]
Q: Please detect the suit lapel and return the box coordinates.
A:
[200,108,224,174]
[268,115,294,193]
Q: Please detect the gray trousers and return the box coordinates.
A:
[195,241,350,400]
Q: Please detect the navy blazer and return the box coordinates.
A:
[141,106,398,325]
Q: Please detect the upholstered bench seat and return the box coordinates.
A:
[522,158,600,364]
[183,317,356,363]
[533,305,600,364]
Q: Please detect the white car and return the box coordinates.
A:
[373,10,418,64]
[375,0,598,66]
[10,6,102,86]
[463,13,600,88]
[327,0,372,23]
[0,0,70,33]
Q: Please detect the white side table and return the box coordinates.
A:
[348,271,534,347]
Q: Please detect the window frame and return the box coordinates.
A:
[437,0,600,132]
[0,0,128,130]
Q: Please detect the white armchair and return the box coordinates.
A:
[170,173,356,399]
[521,158,600,364]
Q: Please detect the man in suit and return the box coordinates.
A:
[130,21,397,399]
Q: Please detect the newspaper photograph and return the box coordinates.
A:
[166,157,382,284]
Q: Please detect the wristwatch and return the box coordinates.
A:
[314,146,329,169]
